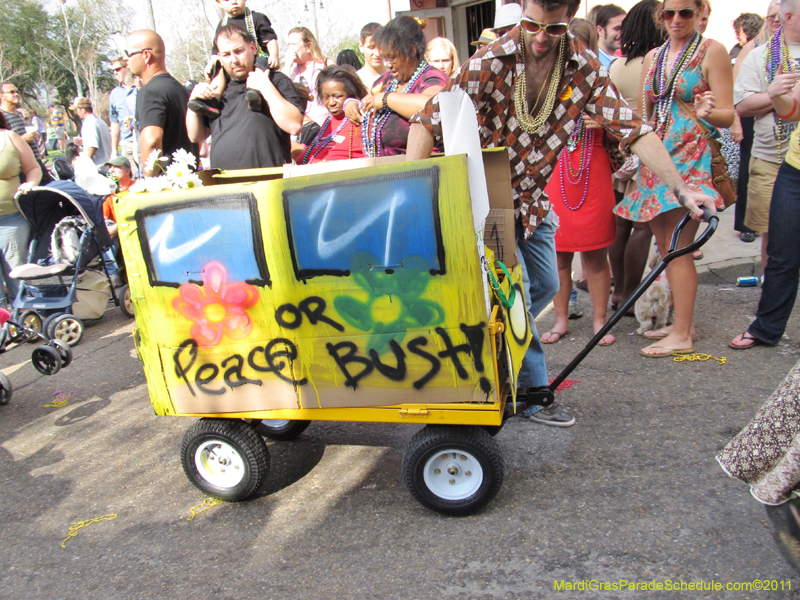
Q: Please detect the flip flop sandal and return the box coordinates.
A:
[541,330,568,344]
[728,332,763,350]
[643,328,669,339]
[640,345,694,358]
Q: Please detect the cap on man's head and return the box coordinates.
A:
[494,3,522,29]
[471,28,498,47]
[68,97,92,110]
[47,103,54,108]
[105,155,131,170]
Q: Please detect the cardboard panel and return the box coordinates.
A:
[117,155,513,416]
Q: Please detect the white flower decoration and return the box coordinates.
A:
[172,148,197,168]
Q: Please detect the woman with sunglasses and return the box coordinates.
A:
[345,17,448,157]
[614,0,734,357]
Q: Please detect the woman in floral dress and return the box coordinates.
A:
[614,0,733,357]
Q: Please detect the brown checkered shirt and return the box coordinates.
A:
[411,27,653,238]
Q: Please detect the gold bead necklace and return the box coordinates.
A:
[514,34,567,135]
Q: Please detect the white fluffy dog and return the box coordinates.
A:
[635,253,673,335]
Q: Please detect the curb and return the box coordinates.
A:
[697,257,763,285]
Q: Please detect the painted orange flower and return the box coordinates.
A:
[172,261,259,347]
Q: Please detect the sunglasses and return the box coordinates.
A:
[660,8,696,21]
[2,89,19,95]
[124,47,152,58]
[520,18,569,37]
[112,66,125,72]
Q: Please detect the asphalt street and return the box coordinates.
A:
[1,244,798,599]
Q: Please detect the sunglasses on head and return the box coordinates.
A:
[520,18,569,37]
[660,8,696,21]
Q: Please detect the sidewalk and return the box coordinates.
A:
[694,205,763,284]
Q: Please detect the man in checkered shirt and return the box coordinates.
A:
[408,0,717,427]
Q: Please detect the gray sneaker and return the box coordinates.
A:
[528,402,575,427]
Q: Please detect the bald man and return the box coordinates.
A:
[125,29,197,175]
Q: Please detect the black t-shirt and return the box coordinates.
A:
[209,72,303,170]
[212,10,277,57]
[136,73,198,160]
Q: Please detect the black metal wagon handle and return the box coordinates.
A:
[547,207,718,393]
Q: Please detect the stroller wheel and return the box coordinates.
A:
[49,314,84,347]
[0,372,12,405]
[51,339,73,368]
[7,311,42,344]
[20,311,43,344]
[42,313,62,340]
[118,284,135,318]
[31,346,62,376]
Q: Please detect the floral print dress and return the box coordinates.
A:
[615,39,724,222]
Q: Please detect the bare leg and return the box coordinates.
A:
[541,251,572,343]
[609,214,631,307]
[622,221,654,303]
[582,247,614,345]
[642,208,699,355]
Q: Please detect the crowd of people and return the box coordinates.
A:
[4,0,800,549]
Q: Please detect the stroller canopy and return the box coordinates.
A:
[15,180,112,264]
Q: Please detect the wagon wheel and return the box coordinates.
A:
[402,425,504,516]
[181,418,270,502]
[0,372,12,405]
[254,419,311,441]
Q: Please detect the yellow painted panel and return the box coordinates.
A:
[116,155,525,419]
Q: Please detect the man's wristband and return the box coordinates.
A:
[776,98,798,119]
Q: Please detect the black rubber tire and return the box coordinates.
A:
[51,339,73,368]
[254,419,311,441]
[118,283,135,318]
[483,423,504,437]
[402,425,504,516]
[181,418,269,502]
[42,312,62,340]
[31,345,62,376]
[49,314,84,347]
[0,372,12,405]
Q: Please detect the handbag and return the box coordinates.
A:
[675,97,737,208]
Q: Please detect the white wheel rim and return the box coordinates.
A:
[124,288,134,314]
[23,314,41,332]
[195,440,246,489]
[54,319,81,344]
[422,449,483,500]
[260,419,290,429]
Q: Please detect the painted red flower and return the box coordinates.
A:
[172,261,259,347]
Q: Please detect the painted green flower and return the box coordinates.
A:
[333,253,445,354]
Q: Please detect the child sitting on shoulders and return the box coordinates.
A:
[188,0,279,118]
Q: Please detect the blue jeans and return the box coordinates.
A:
[748,161,800,345]
[515,211,559,414]
[0,212,30,306]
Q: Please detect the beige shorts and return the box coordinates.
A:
[746,156,781,232]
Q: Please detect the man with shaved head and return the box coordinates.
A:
[125,30,197,174]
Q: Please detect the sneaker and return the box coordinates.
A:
[245,89,263,112]
[740,231,756,243]
[527,402,575,427]
[568,289,583,319]
[187,98,221,119]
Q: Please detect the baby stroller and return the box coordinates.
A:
[6,180,133,349]
[0,305,73,405]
